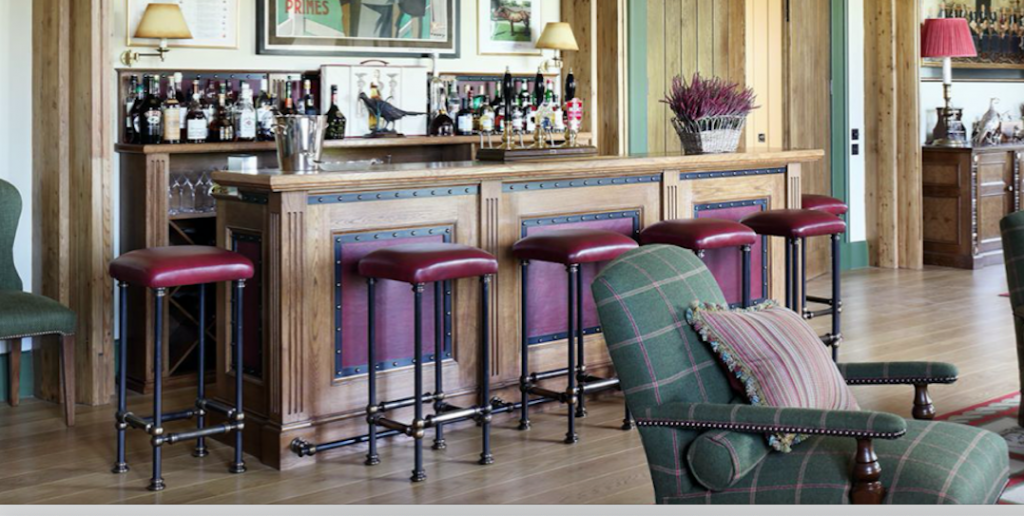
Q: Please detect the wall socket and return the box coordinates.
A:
[852,128,860,141]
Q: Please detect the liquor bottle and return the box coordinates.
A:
[492,83,505,131]
[125,75,143,144]
[325,85,348,140]
[429,107,455,137]
[280,79,297,115]
[447,81,461,120]
[518,81,531,109]
[235,85,258,142]
[139,75,164,145]
[511,97,525,133]
[479,95,496,134]
[162,75,182,144]
[203,76,218,121]
[256,79,277,141]
[565,68,577,101]
[226,75,239,106]
[209,91,234,142]
[533,67,545,106]
[186,85,208,144]
[457,88,475,136]
[302,79,318,115]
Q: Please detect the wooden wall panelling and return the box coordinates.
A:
[560,0,597,141]
[785,0,833,279]
[895,0,923,270]
[744,0,784,152]
[646,0,667,155]
[32,0,114,405]
[595,0,628,156]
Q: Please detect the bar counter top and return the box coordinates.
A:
[212,149,825,192]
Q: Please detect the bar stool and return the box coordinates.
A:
[109,246,254,491]
[802,194,849,321]
[741,210,847,361]
[512,229,638,443]
[639,219,759,308]
[359,243,499,483]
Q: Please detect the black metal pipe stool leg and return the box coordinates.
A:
[229,280,247,474]
[365,278,381,466]
[741,245,752,309]
[565,265,579,445]
[518,262,531,431]
[112,283,129,474]
[432,281,447,451]
[411,283,427,483]
[831,234,842,362]
[784,239,793,311]
[575,264,587,419]
[194,283,210,458]
[800,238,808,317]
[149,288,166,492]
[479,276,495,465]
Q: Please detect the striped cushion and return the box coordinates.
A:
[687,302,859,452]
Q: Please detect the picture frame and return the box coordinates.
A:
[126,0,240,50]
[477,0,542,56]
[257,0,460,58]
[920,0,1024,70]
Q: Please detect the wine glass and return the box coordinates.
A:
[168,176,182,216]
[181,175,196,214]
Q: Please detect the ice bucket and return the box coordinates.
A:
[274,115,327,173]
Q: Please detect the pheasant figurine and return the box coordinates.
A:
[358,85,425,137]
[974,98,1002,147]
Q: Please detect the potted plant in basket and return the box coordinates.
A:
[662,73,758,155]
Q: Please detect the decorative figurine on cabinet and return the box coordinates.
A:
[358,83,425,138]
[973,98,1003,147]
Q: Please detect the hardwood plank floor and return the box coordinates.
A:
[0,266,1019,505]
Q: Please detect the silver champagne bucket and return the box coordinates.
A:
[274,115,327,173]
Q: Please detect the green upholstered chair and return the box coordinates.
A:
[592,245,1009,505]
[1001,211,1024,428]
[0,178,76,426]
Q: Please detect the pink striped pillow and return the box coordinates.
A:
[686,301,859,452]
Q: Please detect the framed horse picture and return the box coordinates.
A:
[258,0,460,58]
[477,0,541,55]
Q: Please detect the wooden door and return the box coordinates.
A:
[785,0,832,277]
[975,151,1015,259]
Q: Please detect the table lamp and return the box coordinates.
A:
[121,3,193,67]
[921,17,977,147]
[536,22,579,73]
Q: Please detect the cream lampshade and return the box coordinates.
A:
[121,3,193,67]
[536,23,579,73]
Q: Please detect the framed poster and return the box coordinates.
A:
[477,0,541,55]
[257,0,460,58]
[921,1,1024,69]
[127,0,240,49]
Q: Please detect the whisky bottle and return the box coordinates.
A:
[256,78,277,141]
[209,92,234,142]
[138,75,164,145]
[325,85,348,140]
[235,85,258,142]
[125,75,145,144]
[303,79,318,116]
[457,89,474,136]
[162,75,182,144]
[280,79,297,116]
[186,88,208,144]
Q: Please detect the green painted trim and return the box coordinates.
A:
[627,0,648,155]
[843,240,870,271]
[830,0,850,219]
[0,350,34,401]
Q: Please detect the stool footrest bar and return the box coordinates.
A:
[427,406,485,426]
[581,377,620,393]
[161,422,242,446]
[376,417,414,436]
[530,368,570,382]
[807,295,836,306]
[197,399,238,419]
[141,409,197,425]
[804,308,840,320]
[378,393,441,413]
[527,386,571,403]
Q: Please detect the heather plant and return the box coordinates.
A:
[662,73,758,127]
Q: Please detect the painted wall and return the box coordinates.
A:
[920,70,1024,143]
[0,1,33,356]
[848,0,866,243]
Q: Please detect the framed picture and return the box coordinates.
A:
[127,0,240,50]
[477,0,542,56]
[257,0,459,58]
[921,0,1024,69]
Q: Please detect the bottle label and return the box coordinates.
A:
[238,111,257,139]
[163,108,181,142]
[480,116,494,133]
[458,114,474,133]
[187,119,208,141]
[145,109,162,134]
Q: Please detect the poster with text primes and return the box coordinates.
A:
[128,0,239,49]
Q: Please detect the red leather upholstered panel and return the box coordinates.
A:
[640,219,758,251]
[358,243,498,284]
[109,246,255,289]
[512,229,639,265]
[742,210,847,239]
[802,194,849,216]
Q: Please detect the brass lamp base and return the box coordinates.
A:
[931,106,969,148]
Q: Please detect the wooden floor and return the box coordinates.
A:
[1,266,1020,505]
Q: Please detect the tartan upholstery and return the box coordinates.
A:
[687,430,771,491]
[593,245,1010,504]
[838,362,959,385]
[1000,211,1024,427]
[0,179,22,292]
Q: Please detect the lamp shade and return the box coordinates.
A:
[536,22,579,51]
[134,3,193,40]
[921,18,976,58]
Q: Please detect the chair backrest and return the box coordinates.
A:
[1003,211,1024,312]
[592,245,737,412]
[0,179,24,291]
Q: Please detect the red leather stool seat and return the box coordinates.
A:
[741,210,847,239]
[109,246,255,289]
[359,243,498,284]
[640,219,757,251]
[512,229,638,265]
[802,194,849,216]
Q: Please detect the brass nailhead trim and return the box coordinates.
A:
[634,420,907,440]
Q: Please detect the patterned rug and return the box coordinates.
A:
[938,393,1024,504]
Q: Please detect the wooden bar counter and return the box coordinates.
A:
[210,149,823,470]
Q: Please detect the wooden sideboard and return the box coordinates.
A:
[210,149,823,469]
[923,145,1023,269]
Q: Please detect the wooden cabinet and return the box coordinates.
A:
[923,146,1023,269]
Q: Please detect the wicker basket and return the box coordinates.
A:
[671,115,747,155]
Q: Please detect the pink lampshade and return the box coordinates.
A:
[921,18,977,58]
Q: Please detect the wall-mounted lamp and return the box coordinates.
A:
[536,22,579,73]
[120,3,193,67]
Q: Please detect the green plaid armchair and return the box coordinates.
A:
[1001,211,1024,428]
[592,246,1009,505]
